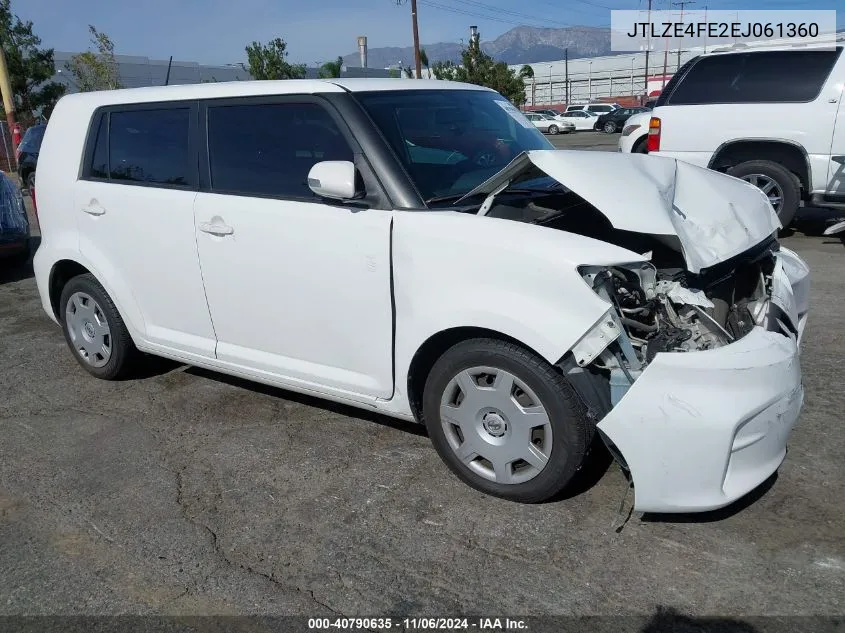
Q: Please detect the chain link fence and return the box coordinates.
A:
[0,122,15,174]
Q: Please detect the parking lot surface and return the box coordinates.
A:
[1,138,843,619]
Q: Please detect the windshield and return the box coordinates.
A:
[354,89,554,206]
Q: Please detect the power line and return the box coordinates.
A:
[420,0,610,28]
[454,0,580,26]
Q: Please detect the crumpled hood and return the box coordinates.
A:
[468,150,781,273]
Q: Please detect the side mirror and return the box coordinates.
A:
[307,161,362,201]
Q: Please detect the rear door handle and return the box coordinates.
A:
[198,221,234,236]
[82,201,106,216]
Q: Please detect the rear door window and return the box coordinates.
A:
[665,48,843,105]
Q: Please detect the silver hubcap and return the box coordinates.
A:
[740,174,784,214]
[440,366,553,485]
[66,292,112,368]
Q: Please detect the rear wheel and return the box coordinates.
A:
[422,338,592,503]
[632,137,648,154]
[60,274,139,380]
[728,160,800,228]
[603,121,617,133]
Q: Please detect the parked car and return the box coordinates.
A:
[565,103,621,115]
[16,122,45,192]
[557,110,599,131]
[595,107,650,133]
[34,79,810,513]
[617,111,653,154]
[523,112,574,134]
[532,109,565,118]
[0,170,30,268]
[645,42,845,227]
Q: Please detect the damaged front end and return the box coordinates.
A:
[465,149,811,512]
[571,235,794,408]
[562,241,810,513]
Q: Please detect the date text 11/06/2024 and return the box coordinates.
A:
[308,617,528,631]
[625,21,820,38]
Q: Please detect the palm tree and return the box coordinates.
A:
[319,56,344,78]
[420,48,430,78]
[519,64,534,79]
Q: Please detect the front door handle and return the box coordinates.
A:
[198,221,234,236]
[82,201,106,216]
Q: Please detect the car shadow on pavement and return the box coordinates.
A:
[786,206,845,245]
[185,366,429,437]
[641,606,758,632]
[639,472,778,524]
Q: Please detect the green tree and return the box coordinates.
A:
[66,25,122,92]
[430,33,526,105]
[318,56,344,79]
[243,38,306,80]
[431,59,457,80]
[519,64,534,79]
[0,0,65,124]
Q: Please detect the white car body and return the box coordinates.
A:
[524,112,574,134]
[645,42,845,224]
[33,79,810,513]
[565,103,621,115]
[617,111,652,153]
[558,110,600,131]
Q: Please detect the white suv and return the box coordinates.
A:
[565,103,620,115]
[33,79,810,513]
[645,43,845,227]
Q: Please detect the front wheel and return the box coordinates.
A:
[422,338,593,503]
[728,160,800,228]
[548,124,559,135]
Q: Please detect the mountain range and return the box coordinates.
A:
[343,25,613,69]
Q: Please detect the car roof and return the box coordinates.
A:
[703,42,843,57]
[55,78,494,109]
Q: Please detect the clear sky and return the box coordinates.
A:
[15,0,844,66]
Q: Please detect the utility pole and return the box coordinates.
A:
[702,5,708,53]
[0,31,18,160]
[411,0,422,78]
[673,0,695,70]
[396,0,422,78]
[644,0,652,95]
[564,48,569,105]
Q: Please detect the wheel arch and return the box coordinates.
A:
[406,326,548,424]
[47,258,143,344]
[708,139,811,197]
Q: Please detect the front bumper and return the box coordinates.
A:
[596,248,809,513]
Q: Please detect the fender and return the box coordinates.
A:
[390,210,646,414]
[40,239,147,344]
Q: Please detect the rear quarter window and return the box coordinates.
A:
[665,48,843,105]
[82,105,194,188]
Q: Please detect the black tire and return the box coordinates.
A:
[632,137,648,154]
[25,172,35,193]
[59,273,139,380]
[422,338,593,503]
[603,121,617,134]
[548,124,559,135]
[728,160,800,228]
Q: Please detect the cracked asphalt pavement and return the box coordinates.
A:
[1,184,844,618]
